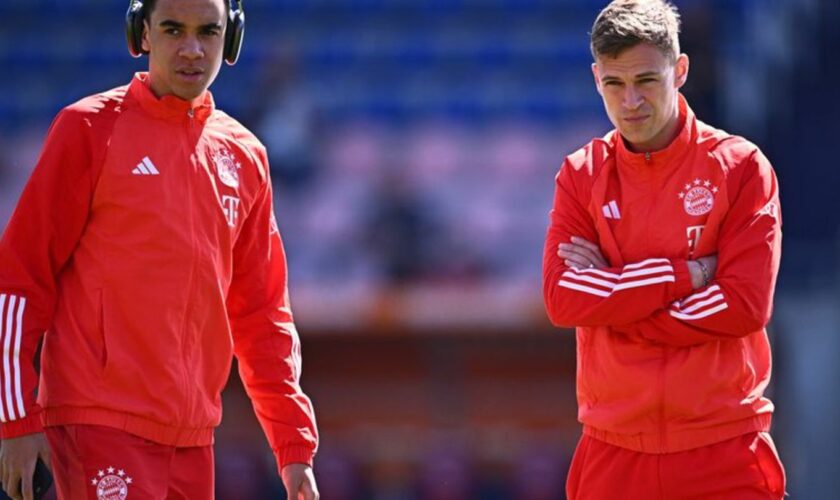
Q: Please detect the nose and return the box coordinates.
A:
[178,35,204,60]
[622,84,644,111]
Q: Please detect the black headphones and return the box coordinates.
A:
[125,0,245,65]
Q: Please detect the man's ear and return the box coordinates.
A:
[141,20,151,53]
[674,53,689,89]
[592,62,603,96]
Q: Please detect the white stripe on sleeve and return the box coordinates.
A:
[0,293,6,423]
[677,285,722,307]
[676,294,725,314]
[612,275,675,291]
[13,297,26,418]
[624,258,672,271]
[669,285,728,320]
[558,259,675,298]
[669,302,729,320]
[3,295,16,420]
[557,280,611,297]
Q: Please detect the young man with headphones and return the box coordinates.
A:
[0,0,320,498]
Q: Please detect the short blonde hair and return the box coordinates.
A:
[590,0,681,62]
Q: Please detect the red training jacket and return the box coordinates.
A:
[0,73,318,469]
[543,95,782,453]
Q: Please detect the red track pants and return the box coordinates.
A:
[566,431,786,499]
[45,425,213,500]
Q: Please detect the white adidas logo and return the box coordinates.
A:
[602,200,621,219]
[132,157,160,176]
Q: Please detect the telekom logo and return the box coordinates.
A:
[686,225,704,256]
[222,195,240,227]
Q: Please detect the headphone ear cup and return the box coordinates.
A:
[125,0,147,57]
[224,0,245,65]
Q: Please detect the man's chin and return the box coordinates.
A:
[172,84,209,101]
[619,130,650,144]
[617,129,659,151]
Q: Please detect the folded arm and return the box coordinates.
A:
[542,162,696,328]
[616,150,782,346]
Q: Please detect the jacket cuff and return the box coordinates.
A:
[670,259,694,301]
[0,411,43,439]
[274,445,315,472]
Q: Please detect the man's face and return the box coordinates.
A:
[592,43,689,152]
[141,0,227,101]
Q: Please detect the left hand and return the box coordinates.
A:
[281,463,319,500]
[557,236,609,270]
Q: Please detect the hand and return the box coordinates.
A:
[0,433,51,500]
[281,463,319,500]
[688,254,718,290]
[557,236,609,270]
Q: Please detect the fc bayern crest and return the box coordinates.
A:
[678,178,718,216]
[212,148,242,189]
[91,466,132,500]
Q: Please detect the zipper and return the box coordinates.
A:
[644,151,652,163]
[187,108,198,143]
[178,108,200,421]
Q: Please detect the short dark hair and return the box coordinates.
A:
[590,0,681,62]
[143,0,230,22]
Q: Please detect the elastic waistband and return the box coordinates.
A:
[42,407,214,447]
[583,413,772,454]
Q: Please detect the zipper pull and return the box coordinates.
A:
[644,151,651,162]
[188,109,195,119]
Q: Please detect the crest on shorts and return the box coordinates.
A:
[212,148,242,189]
[678,179,718,216]
[91,466,133,500]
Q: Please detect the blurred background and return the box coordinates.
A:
[1,0,838,498]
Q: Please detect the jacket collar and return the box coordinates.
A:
[613,93,695,172]
[127,72,215,123]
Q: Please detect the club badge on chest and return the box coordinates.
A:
[212,148,241,190]
[678,178,718,216]
[212,148,242,228]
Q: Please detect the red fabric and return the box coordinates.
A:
[542,95,781,453]
[45,424,214,500]
[0,73,317,469]
[566,432,786,500]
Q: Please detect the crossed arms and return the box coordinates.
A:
[542,150,782,347]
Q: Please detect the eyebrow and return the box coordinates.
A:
[158,20,223,30]
[600,71,661,82]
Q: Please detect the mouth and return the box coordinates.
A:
[175,68,205,82]
[623,115,650,124]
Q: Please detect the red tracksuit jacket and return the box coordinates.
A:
[0,73,317,469]
[543,95,782,453]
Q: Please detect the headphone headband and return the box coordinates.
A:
[125,0,245,65]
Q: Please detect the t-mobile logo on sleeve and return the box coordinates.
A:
[222,195,240,227]
[686,225,704,256]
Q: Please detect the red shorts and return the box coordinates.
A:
[44,425,213,500]
[566,431,786,499]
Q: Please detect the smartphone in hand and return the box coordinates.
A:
[32,458,53,500]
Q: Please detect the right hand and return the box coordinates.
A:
[557,236,610,270]
[281,463,319,500]
[0,433,51,500]
[688,255,718,290]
